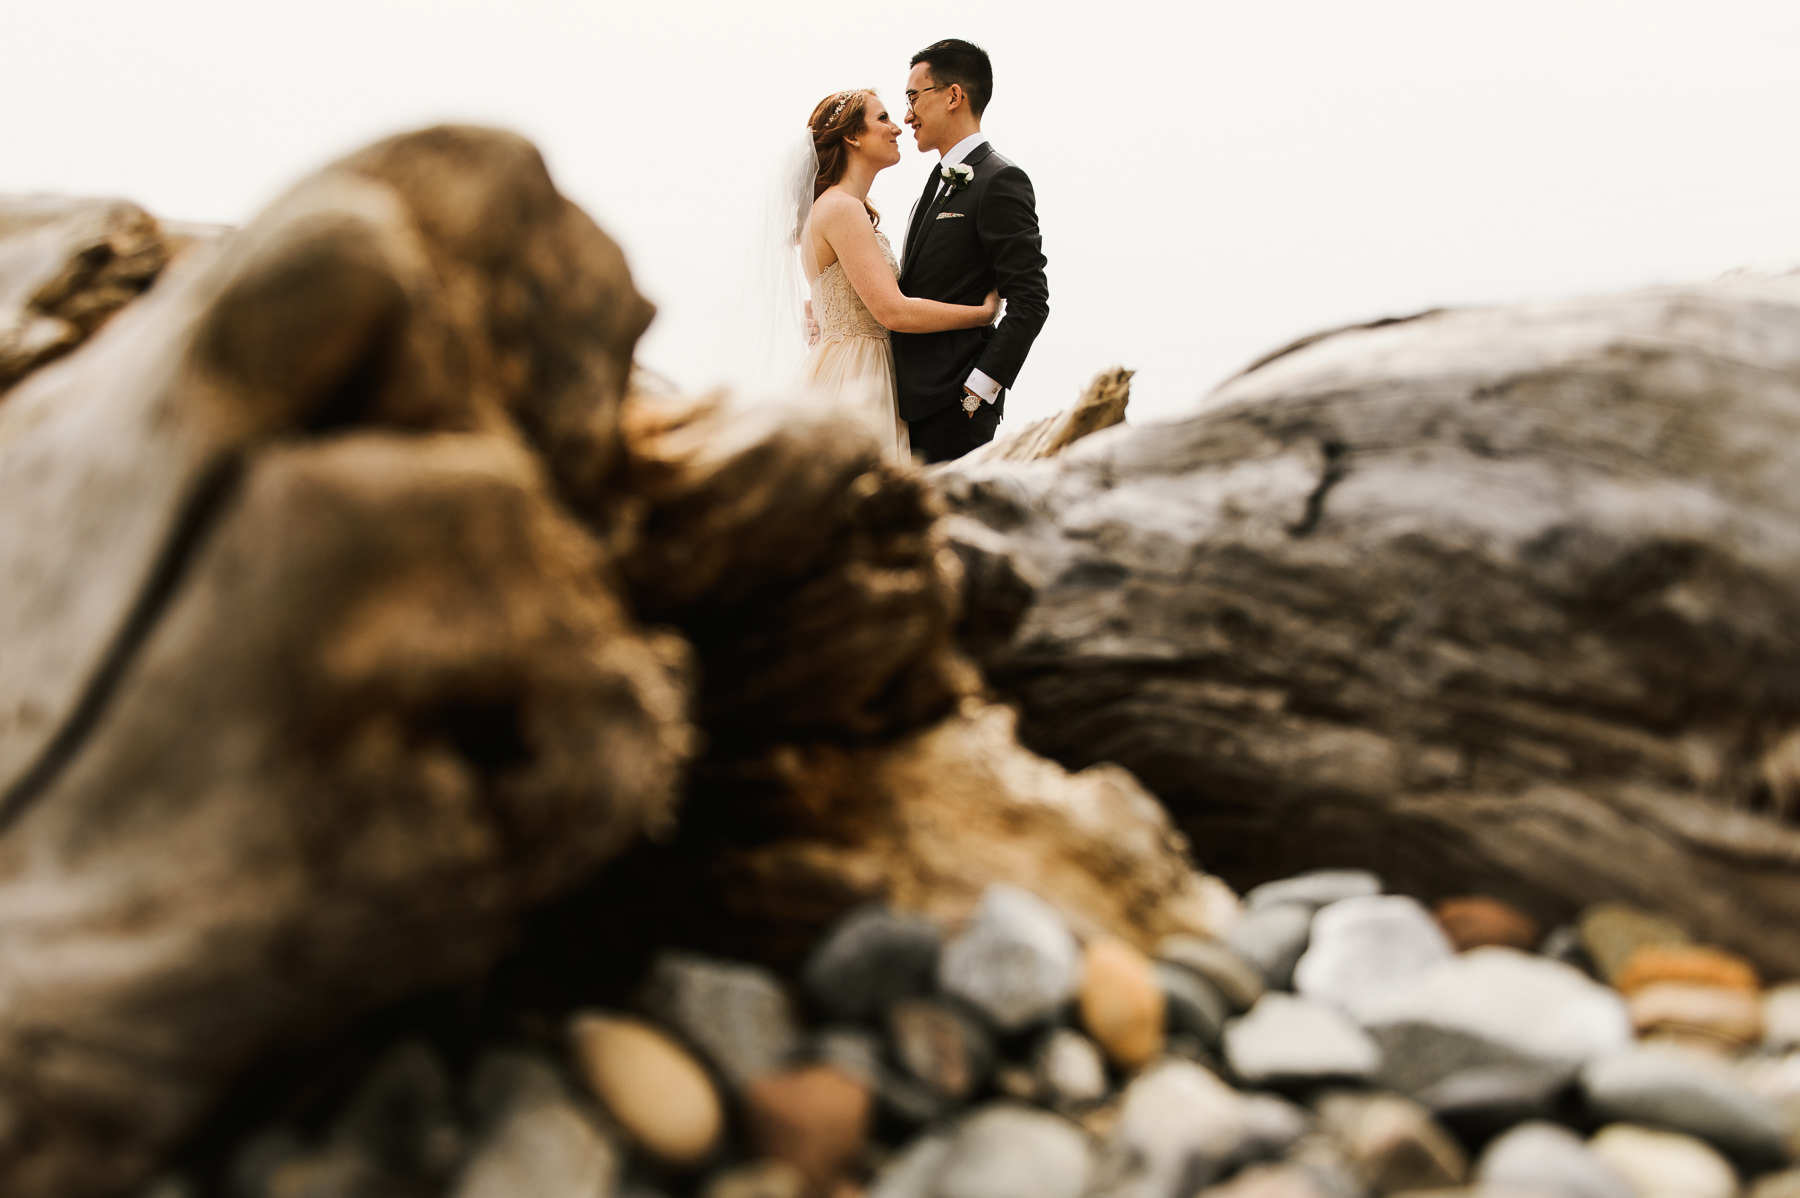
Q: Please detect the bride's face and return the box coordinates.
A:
[851,95,903,171]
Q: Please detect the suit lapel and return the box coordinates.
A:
[903,166,941,273]
[902,141,991,277]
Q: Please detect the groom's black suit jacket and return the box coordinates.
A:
[892,142,1049,425]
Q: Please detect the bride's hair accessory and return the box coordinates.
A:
[818,89,863,131]
[940,162,975,192]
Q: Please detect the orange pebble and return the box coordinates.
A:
[1434,896,1540,952]
[1615,944,1759,995]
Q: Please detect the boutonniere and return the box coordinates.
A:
[940,162,974,193]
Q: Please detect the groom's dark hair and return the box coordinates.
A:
[911,39,993,118]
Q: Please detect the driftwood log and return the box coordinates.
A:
[0,131,1222,1198]
[940,277,1800,978]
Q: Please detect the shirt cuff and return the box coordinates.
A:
[964,368,1002,403]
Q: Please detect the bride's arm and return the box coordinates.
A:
[816,196,997,334]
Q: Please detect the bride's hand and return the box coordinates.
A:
[979,289,1001,323]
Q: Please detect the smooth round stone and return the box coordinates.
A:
[1157,960,1230,1047]
[1435,896,1540,952]
[1244,870,1382,912]
[1628,982,1762,1049]
[453,1094,618,1198]
[1315,1091,1467,1194]
[569,1013,722,1168]
[1032,1029,1109,1108]
[1767,985,1800,1052]
[1579,904,1691,986]
[1155,935,1267,1012]
[1353,947,1632,1095]
[1080,937,1166,1069]
[932,1104,1095,1198]
[740,1064,871,1193]
[641,952,799,1088]
[1223,903,1314,990]
[1092,1060,1254,1197]
[1588,1124,1736,1198]
[698,1160,806,1198]
[1223,994,1381,1086]
[1476,1121,1635,1198]
[937,885,1081,1033]
[1294,895,1454,1012]
[888,997,994,1102]
[1617,945,1759,996]
[1416,1065,1573,1149]
[1200,1162,1340,1198]
[801,904,942,1023]
[866,1129,952,1198]
[1751,1170,1800,1198]
[1582,1047,1790,1168]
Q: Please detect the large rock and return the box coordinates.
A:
[939,275,1800,976]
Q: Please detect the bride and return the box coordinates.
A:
[795,89,998,461]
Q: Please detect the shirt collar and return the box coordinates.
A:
[940,132,988,168]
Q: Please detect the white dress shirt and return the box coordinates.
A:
[935,132,1002,404]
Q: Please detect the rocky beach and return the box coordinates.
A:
[6,125,1800,1198]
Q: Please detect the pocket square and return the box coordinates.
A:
[935,211,966,220]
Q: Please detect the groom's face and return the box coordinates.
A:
[904,63,947,154]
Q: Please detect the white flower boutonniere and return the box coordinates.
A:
[940,162,974,193]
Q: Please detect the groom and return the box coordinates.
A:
[893,39,1050,463]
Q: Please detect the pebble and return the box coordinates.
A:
[642,952,800,1088]
[699,1160,808,1198]
[740,1064,871,1194]
[1091,1059,1254,1197]
[1768,985,1800,1052]
[1476,1121,1635,1198]
[808,1026,884,1088]
[937,885,1082,1033]
[1244,870,1382,912]
[1416,1065,1573,1149]
[1223,994,1381,1086]
[1294,895,1454,1012]
[802,904,943,1023]
[1080,937,1167,1069]
[1587,1124,1737,1198]
[930,1104,1094,1198]
[1581,1046,1790,1168]
[451,1094,619,1198]
[1352,947,1632,1095]
[1224,903,1315,990]
[569,1012,723,1168]
[887,997,994,1102]
[1199,1162,1340,1198]
[1031,1029,1109,1108]
[1616,945,1759,995]
[334,1040,462,1180]
[1315,1091,1466,1194]
[1155,935,1267,1012]
[866,1129,952,1198]
[1238,1094,1314,1164]
[1579,904,1691,986]
[1627,982,1762,1049]
[1435,896,1541,952]
[1541,923,1602,979]
[1157,961,1230,1048]
[1752,1171,1800,1198]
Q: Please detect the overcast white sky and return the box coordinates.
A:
[7,1,1800,426]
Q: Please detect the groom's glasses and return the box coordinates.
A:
[904,85,946,112]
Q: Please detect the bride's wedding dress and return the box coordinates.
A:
[798,228,911,461]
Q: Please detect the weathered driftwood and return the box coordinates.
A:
[0,196,175,395]
[0,130,1227,1196]
[940,276,1800,977]
[0,127,689,1198]
[952,365,1133,467]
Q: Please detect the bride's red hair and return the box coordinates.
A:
[808,89,882,232]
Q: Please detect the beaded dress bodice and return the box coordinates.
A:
[810,230,896,341]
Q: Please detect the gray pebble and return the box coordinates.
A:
[1090,1059,1254,1198]
[642,951,799,1088]
[1244,870,1381,913]
[1293,895,1453,1013]
[1155,935,1267,1012]
[931,1104,1094,1198]
[888,997,994,1102]
[1223,904,1314,990]
[1581,1047,1789,1168]
[1223,994,1381,1086]
[1031,1028,1109,1108]
[937,885,1081,1033]
[802,904,942,1023]
[1156,961,1229,1048]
